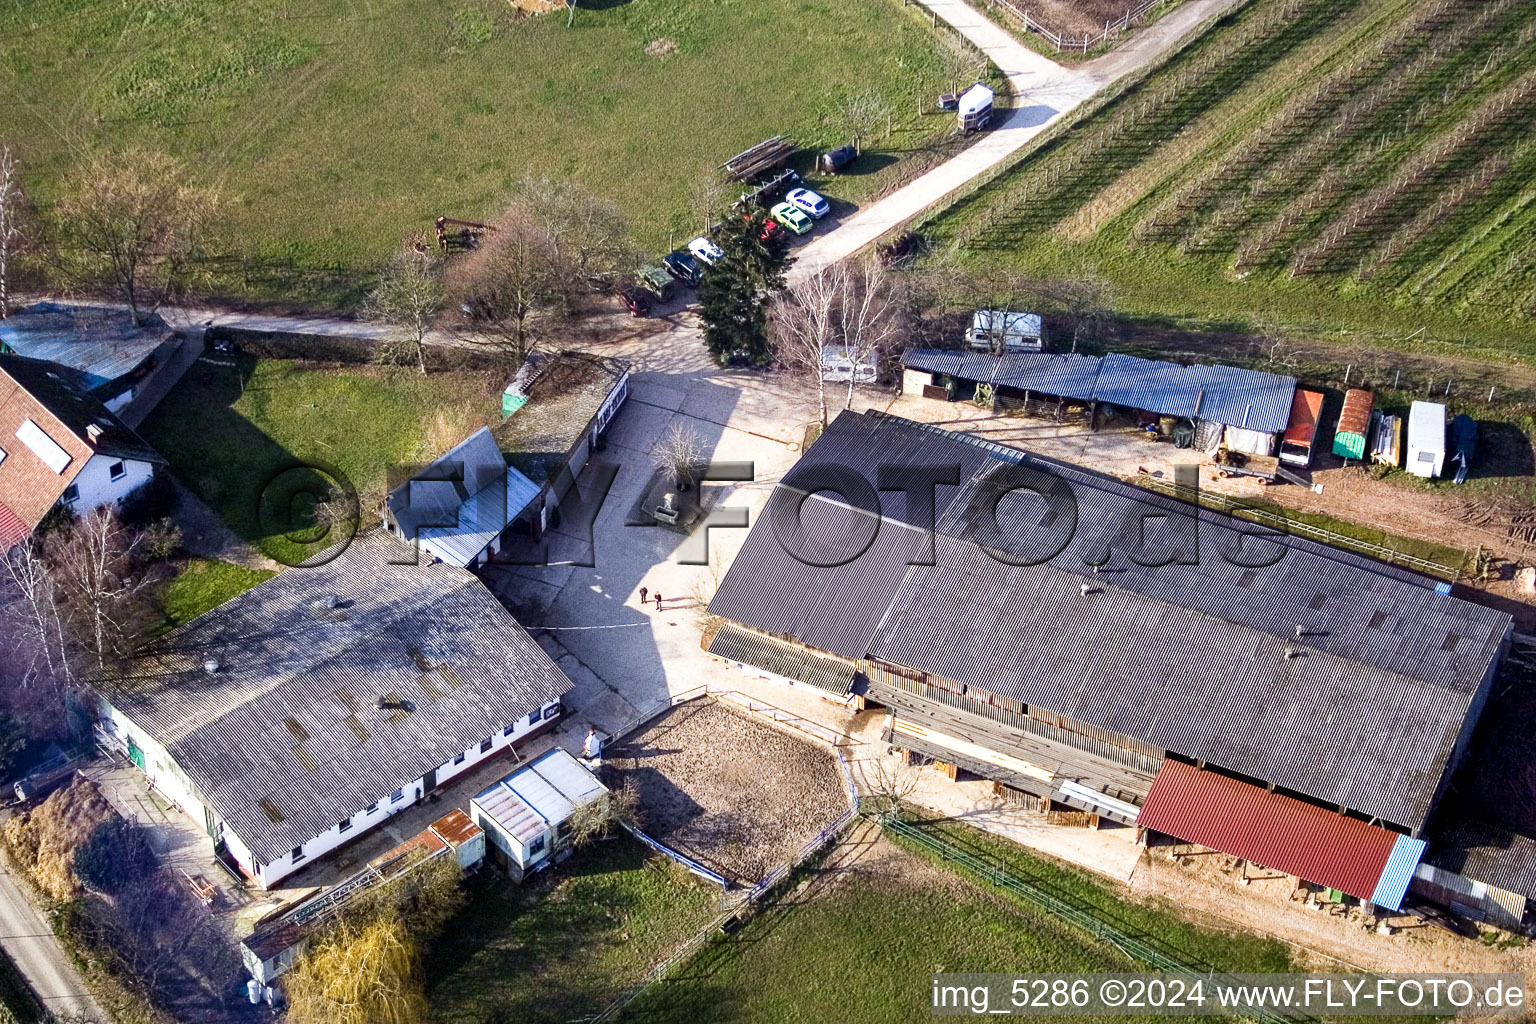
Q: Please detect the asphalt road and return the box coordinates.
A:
[787,0,1250,282]
[0,857,104,1021]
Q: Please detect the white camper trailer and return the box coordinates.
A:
[1407,400,1447,479]
[957,84,994,132]
[968,310,1043,352]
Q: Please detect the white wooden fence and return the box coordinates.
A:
[989,0,1175,54]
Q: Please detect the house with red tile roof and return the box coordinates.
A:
[0,353,165,548]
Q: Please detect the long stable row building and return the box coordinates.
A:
[706,411,1514,917]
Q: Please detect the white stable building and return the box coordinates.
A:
[97,536,573,888]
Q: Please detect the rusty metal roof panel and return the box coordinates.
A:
[1137,759,1423,909]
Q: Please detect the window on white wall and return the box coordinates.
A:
[61,484,78,504]
[391,787,405,802]
[528,834,546,855]
[108,460,126,481]
[503,723,515,737]
[292,845,305,862]
[453,752,466,764]
[338,818,352,832]
[480,737,492,753]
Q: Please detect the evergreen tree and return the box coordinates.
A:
[698,209,789,365]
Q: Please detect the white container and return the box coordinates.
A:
[1406,401,1446,479]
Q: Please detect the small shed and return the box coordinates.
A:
[1333,389,1373,460]
[471,748,607,880]
[1407,401,1447,479]
[957,84,994,132]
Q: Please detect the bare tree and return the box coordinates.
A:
[0,143,31,320]
[832,88,894,155]
[936,35,989,96]
[770,264,844,427]
[1035,276,1112,353]
[53,148,222,326]
[835,259,904,410]
[512,177,639,297]
[364,241,444,375]
[1,536,73,684]
[287,912,429,1024]
[45,508,158,674]
[691,169,728,236]
[772,261,904,423]
[651,422,705,492]
[566,779,641,848]
[442,210,564,366]
[865,749,925,818]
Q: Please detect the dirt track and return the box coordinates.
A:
[606,700,848,884]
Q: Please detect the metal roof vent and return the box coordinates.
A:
[86,423,103,441]
[377,696,417,714]
[1080,583,1100,595]
[203,658,220,674]
[1284,648,1303,660]
[1294,625,1306,638]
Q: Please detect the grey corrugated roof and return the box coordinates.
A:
[1095,354,1295,433]
[110,535,573,865]
[708,622,858,694]
[1425,818,1536,900]
[0,303,172,390]
[901,349,1295,432]
[709,411,1510,831]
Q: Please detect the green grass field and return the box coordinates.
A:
[622,823,1292,1023]
[137,356,504,562]
[1,0,961,309]
[927,0,1536,360]
[425,837,719,1024]
[155,559,276,631]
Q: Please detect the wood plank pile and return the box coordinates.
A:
[723,136,795,182]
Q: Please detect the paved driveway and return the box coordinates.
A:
[788,0,1249,281]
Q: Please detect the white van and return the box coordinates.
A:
[1406,401,1446,479]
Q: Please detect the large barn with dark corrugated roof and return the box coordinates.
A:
[705,410,1513,913]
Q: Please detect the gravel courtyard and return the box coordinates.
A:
[605,700,849,884]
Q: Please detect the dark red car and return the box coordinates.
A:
[618,288,652,317]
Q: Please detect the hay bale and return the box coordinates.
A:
[2,777,120,900]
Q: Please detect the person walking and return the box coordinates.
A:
[654,591,663,611]
[639,586,648,605]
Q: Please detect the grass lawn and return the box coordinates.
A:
[137,356,504,563]
[2,0,964,310]
[154,559,276,632]
[425,836,720,1024]
[622,823,1291,1023]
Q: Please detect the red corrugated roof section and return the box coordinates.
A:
[0,501,29,551]
[1282,390,1324,447]
[1137,759,1398,901]
[1338,389,1374,438]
